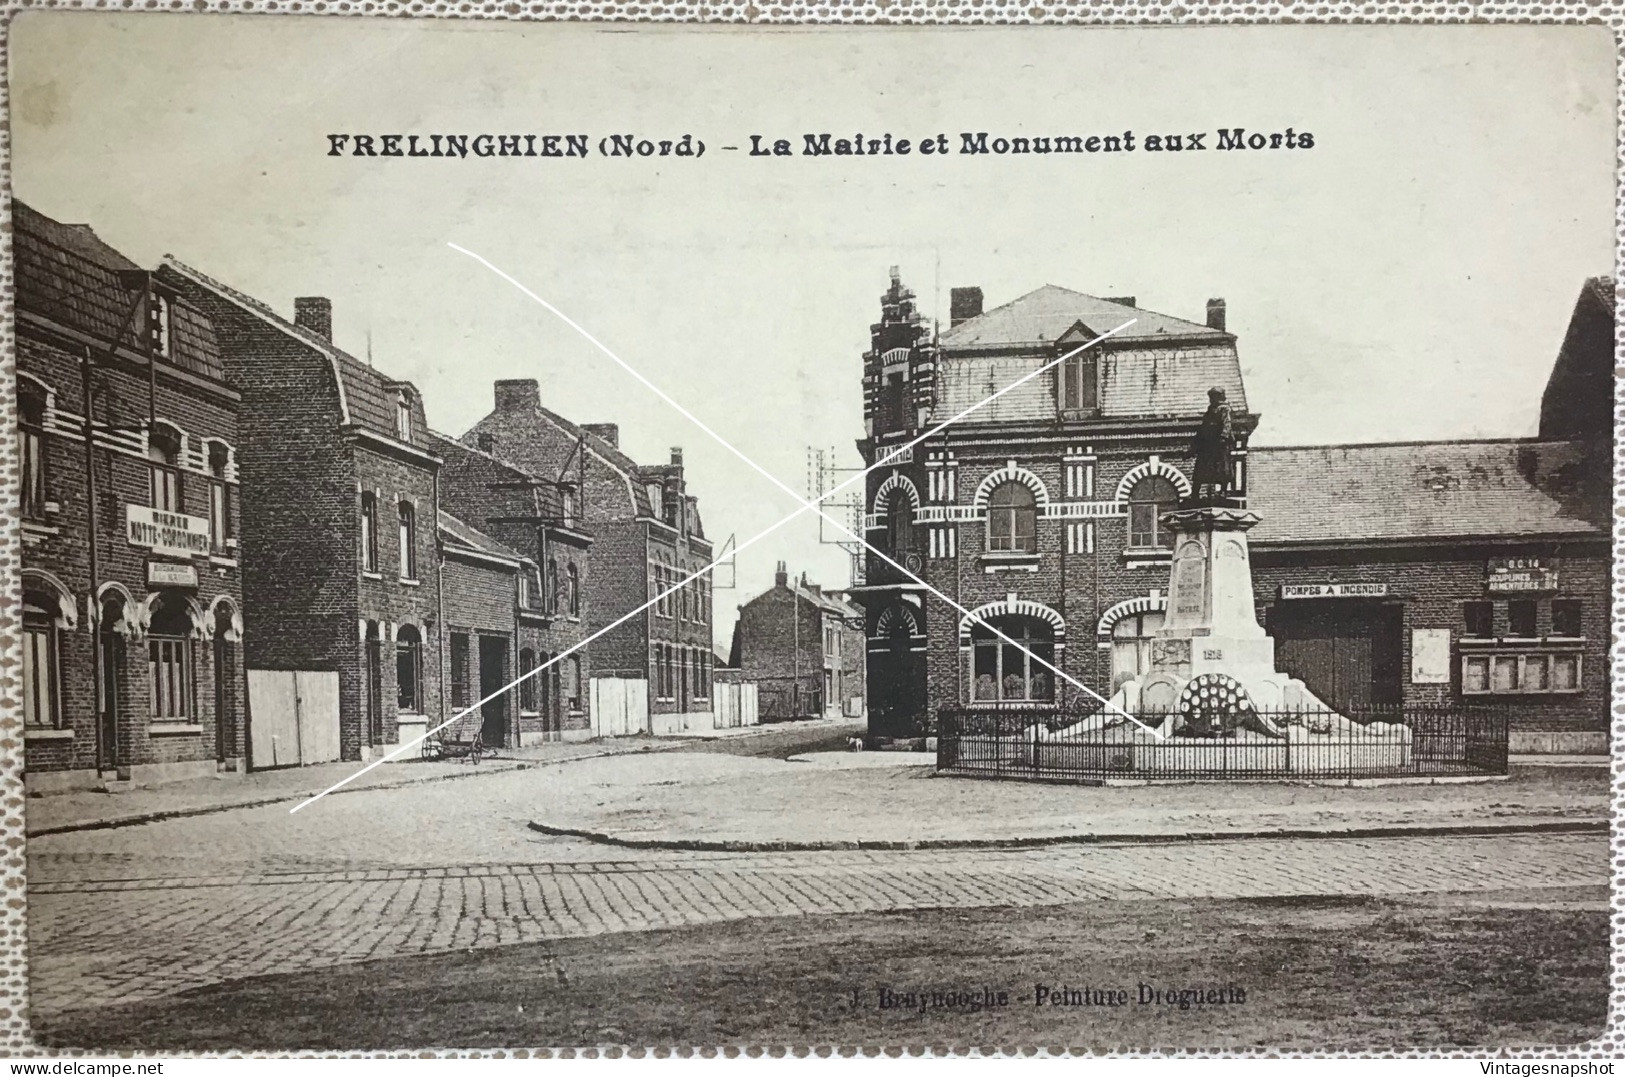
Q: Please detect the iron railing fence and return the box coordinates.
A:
[935,704,1509,782]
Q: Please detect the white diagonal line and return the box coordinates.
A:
[451,245,1157,736]
[287,255,1141,813]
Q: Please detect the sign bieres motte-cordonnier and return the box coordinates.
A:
[127,504,210,558]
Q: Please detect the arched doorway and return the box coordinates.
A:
[96,591,129,773]
[870,602,926,738]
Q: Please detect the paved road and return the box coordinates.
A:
[26,737,1609,1020]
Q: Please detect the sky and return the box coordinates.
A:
[10,16,1616,651]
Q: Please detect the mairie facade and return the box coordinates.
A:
[852,271,1249,740]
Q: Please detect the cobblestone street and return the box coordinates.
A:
[27,746,1609,1023]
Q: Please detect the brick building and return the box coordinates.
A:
[432,432,595,743]
[1247,279,1613,752]
[851,270,1248,741]
[730,564,867,720]
[161,260,443,763]
[461,380,715,726]
[851,267,1611,750]
[17,202,245,791]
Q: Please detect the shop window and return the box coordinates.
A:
[970,615,1055,703]
[1462,601,1493,639]
[398,502,417,580]
[1462,651,1582,696]
[360,492,378,573]
[449,632,471,709]
[148,594,196,721]
[1552,599,1582,638]
[987,482,1037,553]
[208,443,233,553]
[19,383,46,520]
[396,624,423,712]
[148,424,183,512]
[22,591,61,728]
[1127,476,1179,550]
[1110,610,1167,692]
[1057,351,1098,413]
[1507,600,1537,638]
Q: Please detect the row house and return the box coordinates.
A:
[461,380,716,729]
[432,432,595,743]
[160,262,442,763]
[852,270,1247,741]
[16,201,245,792]
[729,563,867,720]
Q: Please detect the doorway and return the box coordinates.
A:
[96,623,122,773]
[1269,600,1404,712]
[478,635,509,749]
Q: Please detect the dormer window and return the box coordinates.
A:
[647,483,663,518]
[153,294,172,357]
[1057,350,1098,413]
[395,389,414,442]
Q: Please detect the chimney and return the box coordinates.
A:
[1206,298,1227,332]
[583,423,619,448]
[494,379,540,413]
[294,297,332,341]
[1103,296,1137,308]
[774,561,788,588]
[807,582,822,599]
[670,447,684,469]
[949,286,984,328]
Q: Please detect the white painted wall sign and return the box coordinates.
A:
[1280,582,1389,600]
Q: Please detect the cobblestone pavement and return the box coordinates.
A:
[30,829,1605,1018]
[26,749,1609,1021]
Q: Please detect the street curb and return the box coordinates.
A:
[25,743,688,837]
[525,817,1610,852]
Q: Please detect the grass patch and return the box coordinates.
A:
[36,886,1608,1052]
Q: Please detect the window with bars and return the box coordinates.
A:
[147,595,195,722]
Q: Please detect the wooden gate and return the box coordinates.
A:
[247,670,342,769]
[1269,601,1404,713]
[589,676,648,737]
[712,681,760,729]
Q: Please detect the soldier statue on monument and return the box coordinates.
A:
[1189,386,1238,506]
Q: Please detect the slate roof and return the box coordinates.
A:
[16,201,228,383]
[160,257,429,448]
[1246,439,1608,546]
[438,509,531,566]
[939,285,1226,349]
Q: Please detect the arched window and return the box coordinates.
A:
[19,381,47,520]
[208,443,232,553]
[970,615,1055,703]
[567,563,580,617]
[148,593,197,720]
[22,588,62,728]
[1127,476,1180,549]
[987,481,1037,553]
[887,495,914,555]
[546,558,559,615]
[398,502,417,580]
[148,424,183,512]
[1110,610,1167,691]
[396,624,422,713]
[519,648,538,713]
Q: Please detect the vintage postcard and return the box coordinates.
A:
[5,14,1616,1056]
